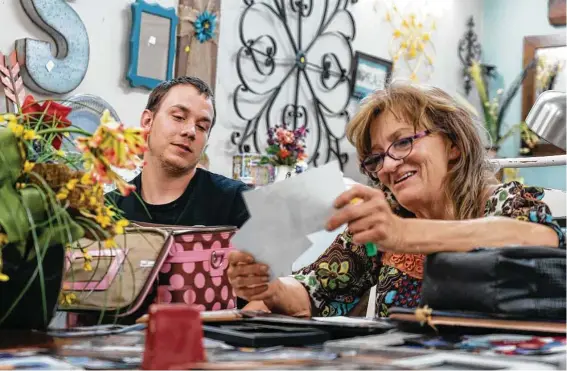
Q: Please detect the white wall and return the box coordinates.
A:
[0,0,176,129]
[209,0,484,179]
[1,0,485,181]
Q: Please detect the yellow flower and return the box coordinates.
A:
[8,121,24,137]
[75,110,147,197]
[104,238,117,249]
[23,129,37,140]
[66,178,79,190]
[2,114,16,122]
[0,233,9,245]
[55,150,65,157]
[59,292,77,305]
[0,273,9,282]
[114,219,130,235]
[23,161,35,173]
[393,29,402,38]
[100,109,113,125]
[56,188,69,200]
[80,172,93,185]
[407,47,417,58]
[105,206,116,218]
[95,213,111,228]
[83,261,92,271]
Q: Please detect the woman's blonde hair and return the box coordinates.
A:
[346,81,496,220]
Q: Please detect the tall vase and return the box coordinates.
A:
[274,165,295,182]
[0,243,64,330]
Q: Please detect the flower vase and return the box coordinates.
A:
[0,242,64,330]
[274,165,296,182]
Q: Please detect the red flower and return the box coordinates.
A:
[21,95,72,150]
[278,148,290,159]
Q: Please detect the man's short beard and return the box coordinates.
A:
[159,154,197,176]
[147,133,198,176]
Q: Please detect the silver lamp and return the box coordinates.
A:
[490,90,566,169]
[525,90,566,151]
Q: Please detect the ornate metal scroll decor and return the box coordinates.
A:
[458,16,483,95]
[230,0,357,170]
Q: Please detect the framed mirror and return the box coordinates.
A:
[521,33,566,156]
[127,0,178,90]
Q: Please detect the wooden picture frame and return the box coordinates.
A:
[351,52,393,100]
[127,0,178,89]
[521,33,566,156]
[549,0,566,26]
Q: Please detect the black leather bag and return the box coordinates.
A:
[420,247,566,320]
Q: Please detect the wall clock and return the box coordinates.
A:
[230,0,357,171]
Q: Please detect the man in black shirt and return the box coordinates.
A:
[110,76,249,228]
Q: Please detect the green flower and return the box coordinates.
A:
[317,261,350,290]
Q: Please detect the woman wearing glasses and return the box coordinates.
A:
[228,82,565,318]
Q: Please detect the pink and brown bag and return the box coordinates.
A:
[60,223,237,322]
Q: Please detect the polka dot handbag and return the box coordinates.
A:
[155,226,237,311]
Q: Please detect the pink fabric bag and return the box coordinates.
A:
[155,225,237,311]
[60,224,238,327]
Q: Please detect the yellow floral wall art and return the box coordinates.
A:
[384,4,437,82]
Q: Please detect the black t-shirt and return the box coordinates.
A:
[109,168,250,228]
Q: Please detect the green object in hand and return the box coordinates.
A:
[365,242,378,257]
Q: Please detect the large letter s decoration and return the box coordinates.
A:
[16,0,90,95]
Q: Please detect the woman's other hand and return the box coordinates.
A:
[326,184,406,251]
[227,250,276,301]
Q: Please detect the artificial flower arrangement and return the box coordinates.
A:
[261,124,309,168]
[0,94,147,325]
[468,60,535,151]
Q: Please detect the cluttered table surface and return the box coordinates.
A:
[0,310,565,370]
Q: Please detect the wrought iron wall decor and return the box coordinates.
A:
[458,16,496,95]
[458,17,482,95]
[230,0,357,171]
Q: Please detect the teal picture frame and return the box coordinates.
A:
[127,0,178,89]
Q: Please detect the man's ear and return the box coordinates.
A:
[140,109,153,130]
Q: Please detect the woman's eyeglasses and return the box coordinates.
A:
[361,130,431,174]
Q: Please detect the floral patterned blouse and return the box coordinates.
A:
[292,182,566,318]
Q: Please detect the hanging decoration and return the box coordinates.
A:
[230,0,356,171]
[16,0,90,95]
[458,16,483,95]
[176,0,220,92]
[384,3,436,82]
[0,52,26,113]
